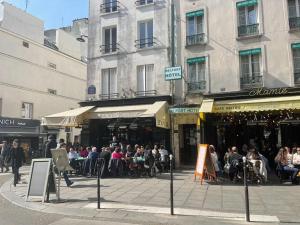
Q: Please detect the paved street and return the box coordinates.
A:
[0,167,300,224]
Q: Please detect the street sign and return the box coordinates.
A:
[169,107,199,114]
[165,66,182,81]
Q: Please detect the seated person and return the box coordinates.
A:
[79,147,89,158]
[125,145,134,158]
[247,147,268,182]
[159,145,169,162]
[275,147,299,184]
[228,146,243,181]
[83,147,99,176]
[111,147,123,159]
[293,147,300,169]
[68,147,79,170]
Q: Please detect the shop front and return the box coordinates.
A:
[200,87,300,168]
[0,117,40,161]
[170,107,200,167]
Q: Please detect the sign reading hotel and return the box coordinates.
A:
[165,66,182,81]
[169,107,198,114]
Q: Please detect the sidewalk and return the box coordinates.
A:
[0,168,299,224]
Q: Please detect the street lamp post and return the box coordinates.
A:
[170,154,174,215]
[243,156,250,222]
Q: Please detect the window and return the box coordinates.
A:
[239,48,262,88]
[292,43,300,84]
[288,0,300,29]
[137,20,153,49]
[23,41,29,48]
[101,68,117,99]
[187,57,206,92]
[136,0,153,6]
[137,64,155,95]
[103,27,117,54]
[48,89,57,95]
[101,0,118,13]
[237,0,259,37]
[21,102,33,119]
[186,10,205,46]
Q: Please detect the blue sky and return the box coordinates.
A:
[4,0,88,29]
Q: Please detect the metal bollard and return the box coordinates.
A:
[243,156,250,222]
[170,154,174,215]
[97,158,101,209]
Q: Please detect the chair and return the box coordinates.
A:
[276,163,291,183]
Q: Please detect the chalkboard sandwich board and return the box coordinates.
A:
[26,159,56,202]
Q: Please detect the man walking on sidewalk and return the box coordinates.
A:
[10,139,25,186]
[0,140,10,173]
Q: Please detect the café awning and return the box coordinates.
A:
[89,101,170,129]
[207,96,300,113]
[199,99,214,112]
[41,106,94,127]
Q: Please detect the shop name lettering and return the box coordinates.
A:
[0,119,15,126]
[249,88,288,97]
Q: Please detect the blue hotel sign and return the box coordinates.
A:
[165,66,182,81]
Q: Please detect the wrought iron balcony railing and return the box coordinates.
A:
[99,93,119,100]
[100,43,119,54]
[238,24,259,37]
[289,17,300,30]
[186,33,205,46]
[135,0,154,7]
[135,90,157,97]
[240,74,263,89]
[135,37,156,49]
[187,81,206,93]
[100,1,120,14]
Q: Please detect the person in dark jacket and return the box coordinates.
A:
[0,141,10,173]
[99,147,111,178]
[44,135,57,158]
[10,139,25,186]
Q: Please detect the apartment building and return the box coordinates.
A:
[0,2,87,157]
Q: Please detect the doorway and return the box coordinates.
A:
[180,124,197,165]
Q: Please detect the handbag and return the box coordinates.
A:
[224,163,230,174]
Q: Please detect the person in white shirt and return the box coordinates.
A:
[293,147,300,168]
[209,145,220,175]
[159,145,169,162]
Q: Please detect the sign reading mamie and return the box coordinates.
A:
[165,66,182,81]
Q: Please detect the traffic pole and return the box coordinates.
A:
[243,157,250,222]
[170,154,174,215]
[97,158,101,209]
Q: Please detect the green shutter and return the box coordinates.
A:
[292,43,300,49]
[239,48,261,56]
[237,0,258,8]
[187,57,206,64]
[186,10,204,18]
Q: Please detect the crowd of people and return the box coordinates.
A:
[208,144,300,184]
[50,136,171,179]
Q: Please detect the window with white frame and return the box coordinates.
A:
[187,57,206,92]
[237,0,259,37]
[102,0,118,13]
[101,68,117,98]
[239,48,262,88]
[137,20,153,49]
[137,0,154,6]
[21,102,33,119]
[186,10,204,46]
[103,27,117,54]
[288,0,300,29]
[137,64,155,95]
[292,43,300,84]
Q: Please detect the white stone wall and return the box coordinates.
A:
[179,0,299,96]
[87,0,174,98]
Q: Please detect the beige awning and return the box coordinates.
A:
[89,101,170,129]
[41,106,94,127]
[212,96,300,113]
[199,99,214,112]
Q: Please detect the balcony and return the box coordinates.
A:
[135,0,154,7]
[187,81,206,93]
[240,74,263,89]
[238,24,259,37]
[135,90,157,97]
[100,1,120,14]
[294,72,300,85]
[99,93,119,100]
[100,43,119,54]
[186,33,205,46]
[289,17,300,30]
[135,37,157,49]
